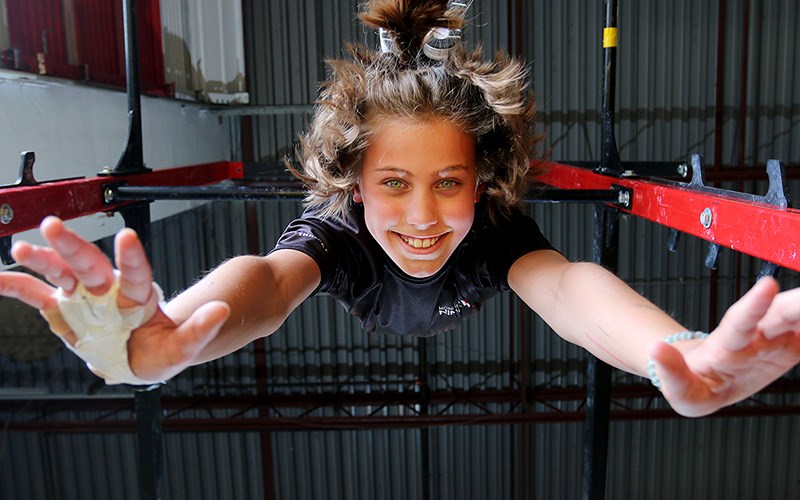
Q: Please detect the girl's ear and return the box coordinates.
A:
[353,185,363,203]
[474,182,485,203]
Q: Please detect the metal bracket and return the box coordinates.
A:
[0,152,40,265]
[0,235,13,265]
[669,154,790,272]
[1,151,40,189]
[0,151,85,264]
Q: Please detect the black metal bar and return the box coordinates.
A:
[597,0,621,176]
[134,387,164,500]
[113,0,148,175]
[526,189,621,204]
[113,1,162,499]
[582,1,620,499]
[583,206,617,500]
[564,160,688,179]
[112,185,623,204]
[113,185,306,201]
[417,337,432,500]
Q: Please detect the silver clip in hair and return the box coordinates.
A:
[378,27,395,53]
[377,1,472,59]
[422,0,472,61]
[422,26,461,60]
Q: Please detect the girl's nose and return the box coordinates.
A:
[406,191,438,230]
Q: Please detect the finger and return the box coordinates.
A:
[0,272,79,345]
[0,271,58,310]
[756,287,800,338]
[716,276,779,350]
[39,216,115,294]
[114,228,155,307]
[11,241,78,292]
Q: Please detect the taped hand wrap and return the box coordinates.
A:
[55,271,165,385]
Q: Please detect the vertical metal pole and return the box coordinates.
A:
[114,0,148,174]
[113,1,162,499]
[134,384,164,500]
[582,1,621,499]
[598,0,621,174]
[417,338,431,500]
[582,207,617,500]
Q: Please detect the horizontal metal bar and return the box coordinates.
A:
[537,162,800,272]
[203,104,314,116]
[4,159,799,276]
[526,188,621,204]
[7,404,799,433]
[113,185,306,201]
[3,380,796,414]
[0,161,244,237]
[111,185,620,204]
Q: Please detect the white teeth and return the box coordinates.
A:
[401,235,440,249]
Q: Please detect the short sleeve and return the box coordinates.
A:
[269,205,382,296]
[270,216,341,291]
[467,209,556,290]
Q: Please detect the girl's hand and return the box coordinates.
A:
[0,217,230,383]
[649,277,800,417]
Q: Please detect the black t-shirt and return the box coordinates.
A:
[271,203,554,336]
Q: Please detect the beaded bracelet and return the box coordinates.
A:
[647,330,710,390]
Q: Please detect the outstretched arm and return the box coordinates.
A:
[508,249,800,417]
[0,217,321,383]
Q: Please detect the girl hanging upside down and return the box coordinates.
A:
[1,0,798,418]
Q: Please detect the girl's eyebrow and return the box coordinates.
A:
[374,167,410,176]
[437,165,469,176]
[373,165,469,177]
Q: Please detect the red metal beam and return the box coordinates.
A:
[0,161,244,237]
[537,162,800,272]
[3,159,797,274]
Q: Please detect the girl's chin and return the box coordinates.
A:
[392,256,448,278]
[399,267,441,278]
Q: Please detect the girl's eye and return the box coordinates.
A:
[385,179,404,189]
[438,179,459,189]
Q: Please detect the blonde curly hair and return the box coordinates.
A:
[290,0,542,220]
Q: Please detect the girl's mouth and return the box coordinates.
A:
[400,234,441,249]
[394,232,448,251]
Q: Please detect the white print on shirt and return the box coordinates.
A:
[296,231,329,254]
[438,299,473,317]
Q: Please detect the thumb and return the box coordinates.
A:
[649,341,694,395]
[173,300,231,359]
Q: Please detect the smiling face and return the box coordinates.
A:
[353,117,480,278]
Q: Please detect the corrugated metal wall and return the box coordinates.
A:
[239,0,800,498]
[2,1,800,499]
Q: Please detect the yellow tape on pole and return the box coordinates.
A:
[603,27,618,48]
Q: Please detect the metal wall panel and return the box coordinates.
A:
[4,0,67,63]
[523,0,800,168]
[72,0,125,85]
